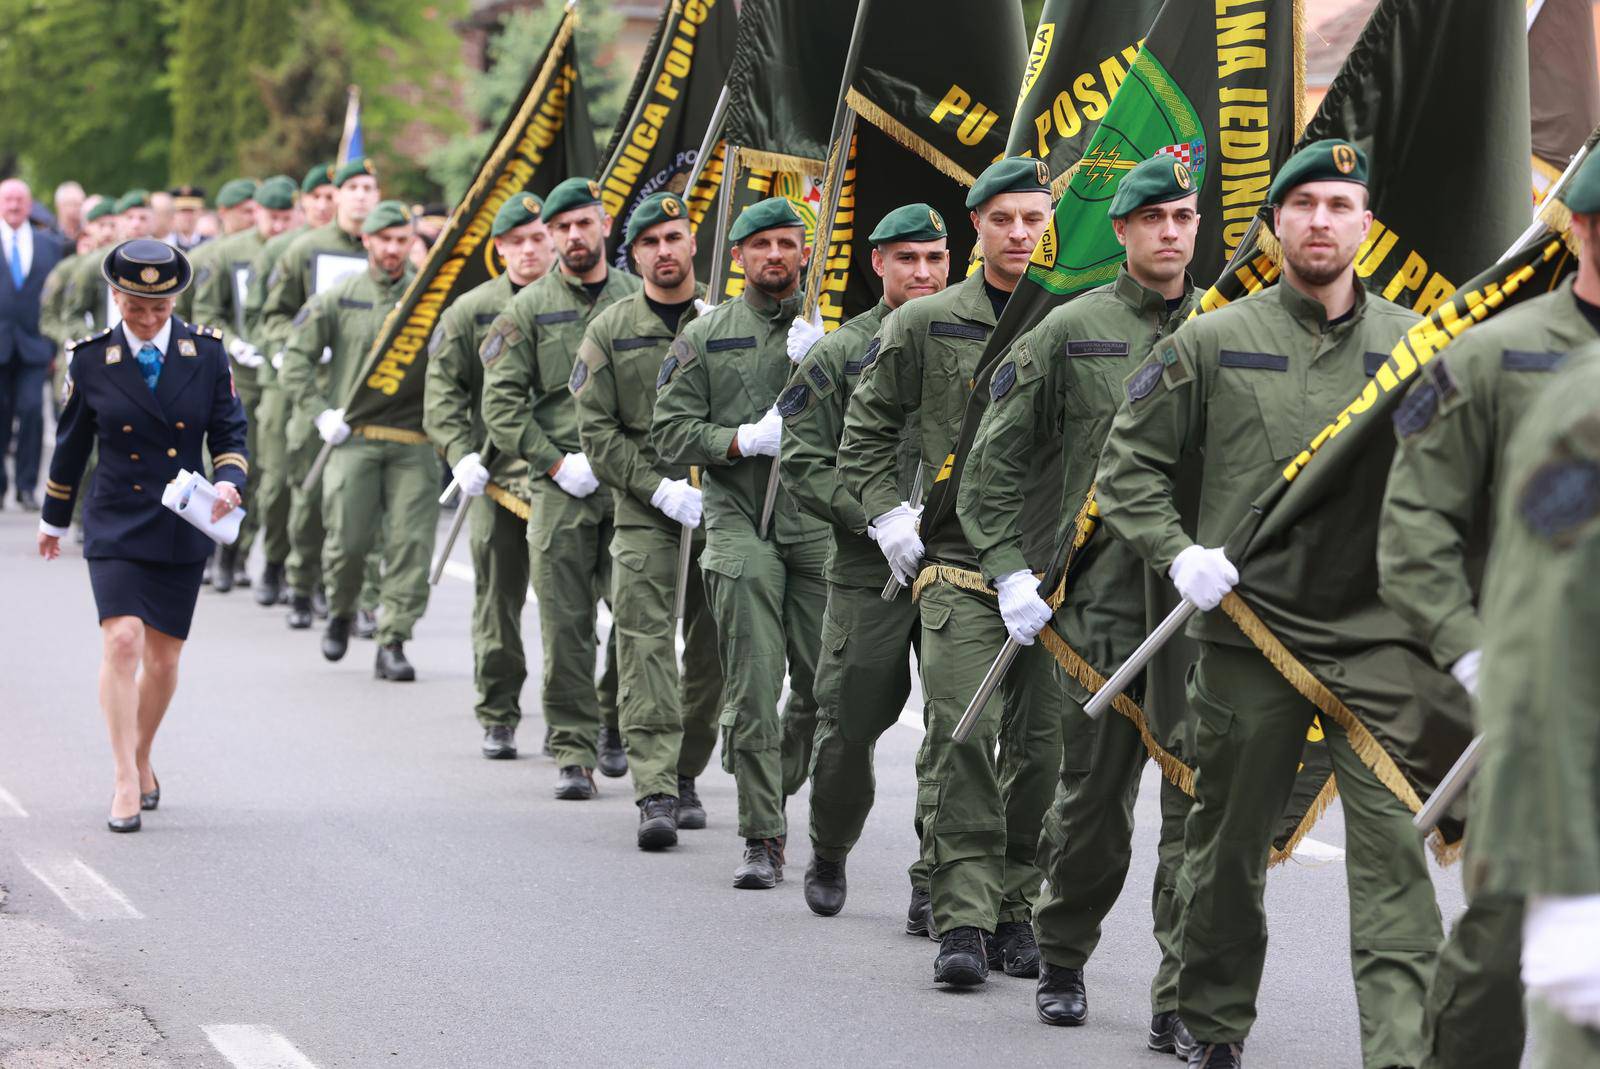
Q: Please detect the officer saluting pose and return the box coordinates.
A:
[1096,140,1443,1069]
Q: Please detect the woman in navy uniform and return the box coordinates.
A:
[36,238,248,833]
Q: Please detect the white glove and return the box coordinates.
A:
[735,405,783,457]
[786,312,824,365]
[270,350,284,371]
[1169,544,1238,612]
[318,345,333,365]
[452,452,491,498]
[995,570,1053,646]
[315,407,350,445]
[651,477,703,527]
[1523,895,1600,1029]
[1450,649,1481,696]
[693,298,715,317]
[228,336,264,368]
[551,452,599,498]
[868,503,924,586]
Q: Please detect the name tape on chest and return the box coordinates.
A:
[1065,339,1130,358]
[613,336,661,351]
[929,321,988,341]
[705,335,757,352]
[534,309,580,326]
[1219,349,1289,372]
[1502,349,1565,372]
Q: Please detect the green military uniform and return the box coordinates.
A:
[1377,278,1600,1068]
[960,262,1198,1012]
[246,222,309,581]
[652,281,831,841]
[40,250,83,401]
[59,242,115,336]
[782,298,927,887]
[1469,349,1600,1069]
[574,284,721,801]
[480,257,638,770]
[1096,272,1444,1063]
[424,271,532,729]
[839,266,1063,940]
[279,245,433,646]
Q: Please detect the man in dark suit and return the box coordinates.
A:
[1,177,65,510]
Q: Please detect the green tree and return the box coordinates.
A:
[426,0,630,204]
[167,0,246,190]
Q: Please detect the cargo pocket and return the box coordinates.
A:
[916,777,943,844]
[609,546,653,632]
[718,705,739,774]
[698,546,746,636]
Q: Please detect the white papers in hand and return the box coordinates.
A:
[160,469,245,545]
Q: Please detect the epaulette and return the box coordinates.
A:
[191,323,224,340]
[65,326,113,353]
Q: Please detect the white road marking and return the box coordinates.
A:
[1289,837,1346,865]
[0,783,28,817]
[204,1024,319,1069]
[19,855,143,920]
[897,706,924,732]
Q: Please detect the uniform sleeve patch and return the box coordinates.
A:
[929,320,988,341]
[1065,339,1130,358]
[1518,458,1600,546]
[1126,359,1164,403]
[267,265,284,291]
[990,361,1017,401]
[195,265,212,289]
[1502,349,1565,372]
[534,309,580,326]
[846,338,882,375]
[1429,355,1460,402]
[1393,380,1439,438]
[613,337,659,351]
[656,353,679,389]
[807,363,831,392]
[705,335,757,352]
[480,321,520,366]
[291,306,310,328]
[1363,351,1388,377]
[568,359,590,394]
[776,382,811,417]
[428,327,446,357]
[1219,349,1288,371]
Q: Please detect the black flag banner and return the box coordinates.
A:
[1005,0,1163,180]
[337,4,596,431]
[597,0,737,275]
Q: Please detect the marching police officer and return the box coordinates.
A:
[780,203,949,927]
[574,191,721,849]
[959,155,1201,1052]
[481,176,637,798]
[279,199,432,681]
[652,196,832,888]
[1096,140,1443,1069]
[839,158,1059,985]
[1376,150,1600,1069]
[423,193,552,758]
[177,179,255,325]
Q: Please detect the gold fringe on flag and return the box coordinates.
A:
[486,483,530,521]
[735,146,826,177]
[845,88,979,187]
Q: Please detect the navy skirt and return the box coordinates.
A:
[87,558,207,640]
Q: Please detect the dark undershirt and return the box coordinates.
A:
[983,280,1011,320]
[1574,291,1600,336]
[509,280,524,297]
[646,295,694,334]
[581,280,607,302]
[1327,306,1355,329]
[1165,296,1184,315]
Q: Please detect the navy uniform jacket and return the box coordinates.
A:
[43,317,249,563]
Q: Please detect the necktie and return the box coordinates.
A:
[7,234,22,290]
[136,343,162,393]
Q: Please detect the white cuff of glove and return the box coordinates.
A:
[1450,649,1482,697]
[271,351,284,371]
[1169,544,1238,612]
[314,408,350,445]
[38,519,69,539]
[693,298,715,317]
[1524,895,1600,1029]
[452,452,491,498]
[995,569,1053,646]
[869,504,924,586]
[318,346,333,365]
[736,405,783,457]
[551,452,599,498]
[228,336,263,367]
[651,477,703,528]
[786,313,825,365]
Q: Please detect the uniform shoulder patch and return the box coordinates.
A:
[479,319,521,366]
[291,305,311,328]
[806,362,831,393]
[1502,349,1564,372]
[428,326,447,357]
[195,265,212,288]
[990,361,1018,401]
[776,381,811,418]
[1518,457,1600,546]
[194,323,222,339]
[66,326,111,353]
[1394,379,1439,438]
[1363,351,1388,377]
[655,352,679,389]
[568,358,590,394]
[1126,358,1164,403]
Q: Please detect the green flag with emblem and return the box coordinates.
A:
[336,5,597,431]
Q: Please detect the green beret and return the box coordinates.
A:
[965,157,1052,210]
[86,198,118,223]
[729,196,805,243]
[543,176,604,222]
[333,156,377,188]
[302,162,336,194]
[216,178,258,209]
[1562,150,1600,214]
[1107,155,1198,219]
[1268,138,1368,204]
[361,199,412,235]
[491,193,542,237]
[624,192,689,244]
[868,202,947,245]
[254,177,297,211]
[115,190,150,213]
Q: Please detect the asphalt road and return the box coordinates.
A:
[0,504,1470,1068]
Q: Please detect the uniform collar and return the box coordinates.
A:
[740,283,802,322]
[121,316,173,356]
[558,266,610,300]
[1112,265,1196,322]
[1275,272,1367,333]
[953,269,1000,327]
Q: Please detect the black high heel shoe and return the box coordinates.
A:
[140,774,160,812]
[108,796,141,834]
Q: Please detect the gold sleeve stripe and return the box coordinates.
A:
[213,453,249,475]
[45,487,71,500]
[46,479,73,492]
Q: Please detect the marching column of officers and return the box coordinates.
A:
[34,136,1600,1068]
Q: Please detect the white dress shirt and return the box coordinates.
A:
[0,218,34,281]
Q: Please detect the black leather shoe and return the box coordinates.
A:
[906,886,935,938]
[255,563,285,606]
[16,490,38,511]
[1150,1012,1198,1058]
[637,794,678,851]
[1036,963,1087,1026]
[675,775,705,829]
[555,765,595,800]
[140,774,160,812]
[481,725,517,759]
[596,726,628,777]
[321,616,352,662]
[287,593,313,630]
[733,837,784,889]
[934,926,989,986]
[107,812,141,833]
[804,856,847,916]
[1188,1043,1243,1068]
[353,609,377,639]
[311,588,329,620]
[375,642,415,681]
[988,920,1041,978]
[213,547,236,593]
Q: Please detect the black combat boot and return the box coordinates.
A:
[554,765,595,800]
[213,546,236,593]
[933,926,989,986]
[1036,963,1087,1026]
[906,886,935,938]
[287,592,313,630]
[637,794,678,851]
[675,775,705,829]
[803,856,847,916]
[1187,1043,1242,1068]
[255,562,284,606]
[481,725,516,759]
[321,615,352,661]
[732,837,784,889]
[1149,1011,1198,1058]
[374,642,415,681]
[596,725,628,777]
[988,920,1041,977]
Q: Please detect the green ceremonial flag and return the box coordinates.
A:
[597,0,738,276]
[339,6,596,428]
[1006,0,1163,177]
